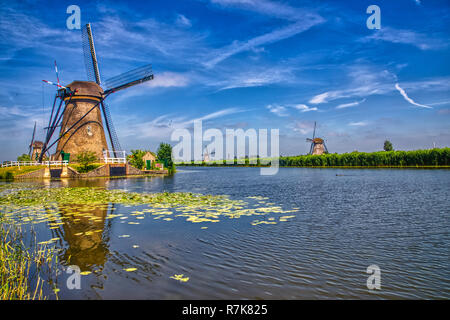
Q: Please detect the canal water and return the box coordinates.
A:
[3,167,450,299]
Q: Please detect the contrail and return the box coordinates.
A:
[395,83,432,109]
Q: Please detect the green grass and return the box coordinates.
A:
[0,166,45,180]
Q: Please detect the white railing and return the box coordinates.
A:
[103,150,126,164]
[104,158,126,164]
[1,160,68,168]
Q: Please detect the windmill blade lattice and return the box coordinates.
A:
[104,64,154,94]
[82,23,102,84]
[101,100,122,155]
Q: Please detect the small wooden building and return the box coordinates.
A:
[142,151,157,169]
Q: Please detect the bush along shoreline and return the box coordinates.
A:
[176,148,450,168]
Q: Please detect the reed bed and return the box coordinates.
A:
[0,218,57,300]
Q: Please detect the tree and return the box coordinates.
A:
[157,143,173,167]
[76,151,97,172]
[17,154,31,162]
[383,140,393,152]
[157,143,175,173]
[127,149,146,169]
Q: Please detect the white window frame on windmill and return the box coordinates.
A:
[103,150,126,164]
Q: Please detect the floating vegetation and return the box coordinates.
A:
[0,184,299,228]
[170,274,189,282]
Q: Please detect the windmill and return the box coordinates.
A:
[28,121,44,161]
[203,147,210,162]
[306,121,328,155]
[39,23,154,162]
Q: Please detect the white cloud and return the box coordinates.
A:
[349,121,369,127]
[204,18,323,68]
[215,65,296,90]
[266,104,288,117]
[121,107,245,139]
[292,120,315,135]
[363,27,446,50]
[146,72,189,88]
[336,99,366,109]
[176,14,192,27]
[210,0,317,21]
[395,83,432,109]
[293,104,318,112]
[309,92,330,104]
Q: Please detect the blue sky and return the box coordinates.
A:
[0,0,449,160]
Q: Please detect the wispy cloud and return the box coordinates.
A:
[395,83,432,109]
[203,0,324,68]
[209,0,318,21]
[146,72,189,88]
[363,27,447,50]
[214,64,296,90]
[121,107,245,139]
[349,121,369,127]
[293,104,318,112]
[336,98,366,109]
[308,65,448,108]
[292,120,315,135]
[175,14,192,27]
[203,18,323,68]
[266,104,288,117]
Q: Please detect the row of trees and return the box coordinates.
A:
[177,148,449,167]
[279,148,449,167]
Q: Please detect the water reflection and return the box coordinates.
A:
[49,203,114,272]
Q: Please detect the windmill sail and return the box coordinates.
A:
[103,64,154,94]
[101,101,122,155]
[82,23,101,85]
[29,121,36,156]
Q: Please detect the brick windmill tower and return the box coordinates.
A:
[39,23,154,162]
[306,121,329,155]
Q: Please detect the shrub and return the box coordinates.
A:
[75,151,97,173]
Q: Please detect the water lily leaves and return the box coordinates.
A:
[170,274,189,282]
[1,184,298,236]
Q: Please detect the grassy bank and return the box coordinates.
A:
[0,166,45,180]
[176,148,450,168]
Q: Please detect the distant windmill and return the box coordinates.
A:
[39,23,154,162]
[203,147,210,162]
[28,121,44,161]
[306,121,328,155]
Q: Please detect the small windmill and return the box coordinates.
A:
[39,23,154,162]
[28,121,44,161]
[306,121,328,155]
[203,147,210,162]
